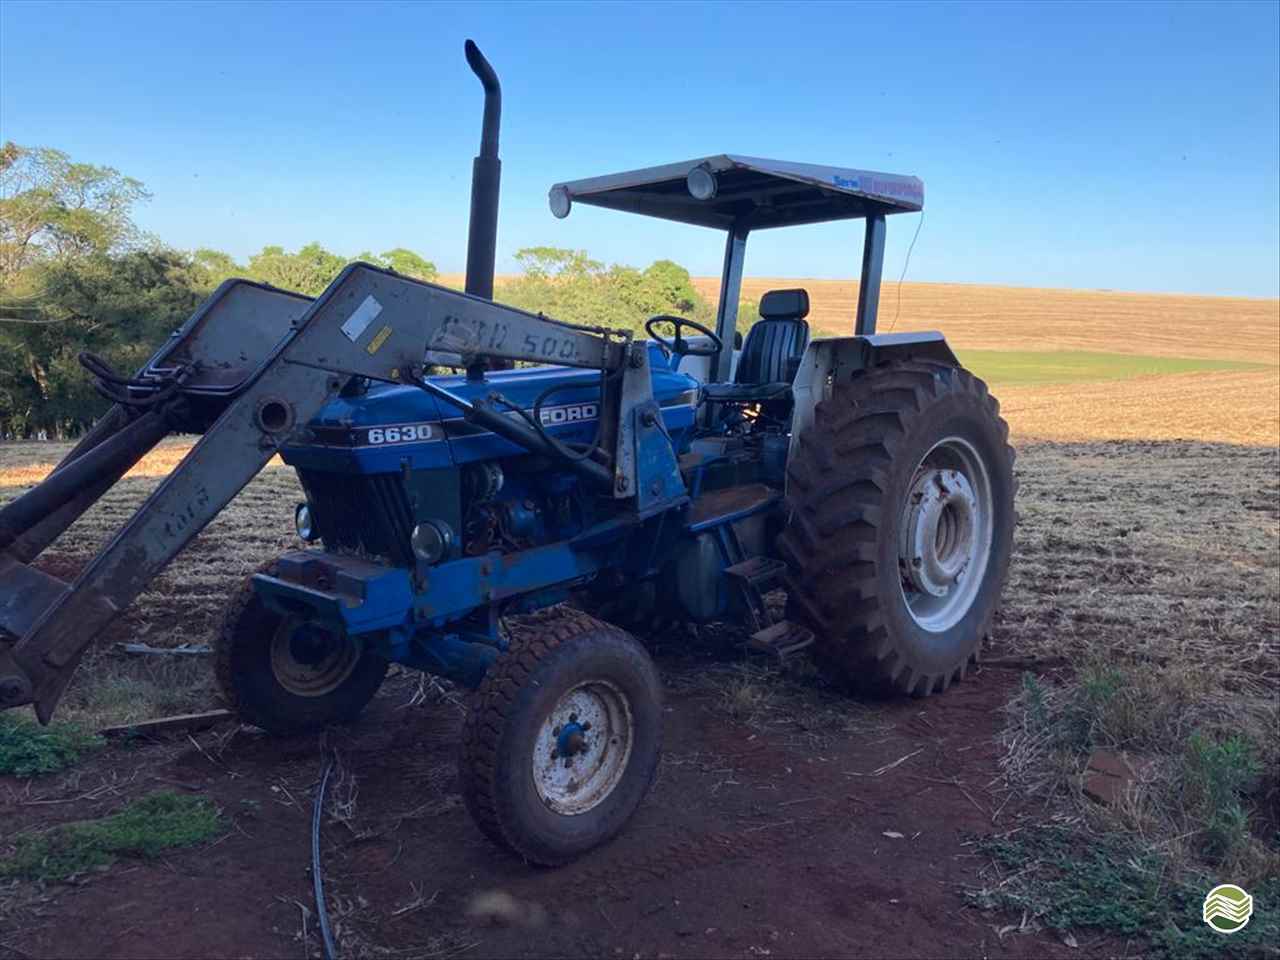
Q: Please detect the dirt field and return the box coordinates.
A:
[2,657,1067,960]
[714,278,1280,447]
[1,281,1277,959]
[706,278,1280,364]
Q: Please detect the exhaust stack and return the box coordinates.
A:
[464,39,501,302]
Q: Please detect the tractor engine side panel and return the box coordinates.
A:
[279,361,700,568]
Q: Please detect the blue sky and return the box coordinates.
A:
[2,0,1277,297]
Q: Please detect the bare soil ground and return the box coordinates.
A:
[3,653,1079,960]
[1,283,1277,958]
[2,435,1274,959]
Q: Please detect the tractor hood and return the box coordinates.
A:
[281,344,700,474]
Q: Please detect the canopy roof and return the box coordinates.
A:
[550,154,923,231]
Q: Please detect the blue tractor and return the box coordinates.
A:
[0,43,1014,865]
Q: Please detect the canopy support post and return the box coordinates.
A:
[855,213,886,336]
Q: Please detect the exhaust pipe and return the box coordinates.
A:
[462,39,507,377]
[464,39,501,303]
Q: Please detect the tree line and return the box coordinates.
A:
[0,142,753,439]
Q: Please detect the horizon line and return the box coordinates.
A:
[434,271,1280,304]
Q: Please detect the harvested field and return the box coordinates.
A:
[713,277,1280,446]
[996,368,1280,445]
[1003,440,1278,689]
[0,440,278,485]
[1,281,1277,959]
[454,274,1280,445]
[706,278,1280,365]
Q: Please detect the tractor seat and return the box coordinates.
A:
[702,288,810,403]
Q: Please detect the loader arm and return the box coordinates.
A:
[0,263,637,721]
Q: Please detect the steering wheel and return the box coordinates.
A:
[644,314,723,359]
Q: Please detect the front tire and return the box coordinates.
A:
[215,566,388,735]
[779,360,1015,695]
[459,608,663,866]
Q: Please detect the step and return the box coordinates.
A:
[724,555,788,588]
[688,483,782,531]
[747,619,815,662]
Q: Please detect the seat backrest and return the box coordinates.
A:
[735,288,810,385]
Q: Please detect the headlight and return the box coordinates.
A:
[548,185,572,219]
[686,165,718,201]
[411,520,453,565]
[295,503,318,541]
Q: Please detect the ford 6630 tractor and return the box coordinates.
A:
[0,42,1014,865]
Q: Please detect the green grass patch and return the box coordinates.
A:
[1009,667,1272,866]
[0,714,102,777]
[0,792,221,883]
[986,667,1279,956]
[956,349,1269,386]
[969,824,1279,959]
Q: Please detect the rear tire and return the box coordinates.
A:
[459,607,663,865]
[779,360,1015,695]
[215,565,388,734]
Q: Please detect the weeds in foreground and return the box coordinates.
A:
[1181,732,1264,864]
[978,663,1279,954]
[0,792,221,882]
[969,824,1279,959]
[0,714,102,777]
[1003,665,1276,877]
[59,650,213,729]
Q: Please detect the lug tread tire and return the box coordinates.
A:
[778,360,1015,696]
[459,606,662,866]
[215,562,388,734]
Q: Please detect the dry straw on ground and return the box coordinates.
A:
[1001,439,1278,692]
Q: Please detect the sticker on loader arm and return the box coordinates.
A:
[341,295,383,342]
[366,324,394,355]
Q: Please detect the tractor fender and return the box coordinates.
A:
[789,333,959,479]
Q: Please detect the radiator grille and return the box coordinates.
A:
[299,470,414,566]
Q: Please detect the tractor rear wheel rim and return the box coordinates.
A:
[898,436,994,634]
[532,680,634,816]
[269,620,360,697]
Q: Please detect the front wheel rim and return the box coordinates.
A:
[269,620,361,697]
[532,680,634,816]
[897,435,995,633]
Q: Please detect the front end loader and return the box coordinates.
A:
[0,42,1015,865]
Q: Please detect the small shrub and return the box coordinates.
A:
[1020,671,1049,730]
[0,714,102,777]
[722,673,774,720]
[1180,732,1261,862]
[0,792,222,882]
[1078,664,1123,710]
